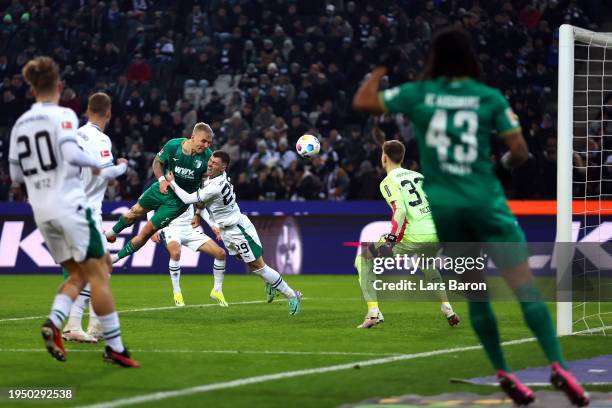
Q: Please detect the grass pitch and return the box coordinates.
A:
[0,274,611,407]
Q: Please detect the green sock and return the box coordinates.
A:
[117,240,139,260]
[62,267,69,280]
[112,215,132,235]
[469,301,510,372]
[516,280,568,369]
[355,255,378,303]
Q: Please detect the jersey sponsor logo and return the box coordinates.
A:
[61,121,73,129]
[100,150,111,157]
[174,166,195,178]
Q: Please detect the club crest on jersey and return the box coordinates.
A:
[61,121,72,129]
[175,166,195,178]
[195,159,202,169]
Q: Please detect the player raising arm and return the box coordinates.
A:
[355,140,459,329]
[167,151,302,315]
[9,57,138,367]
[62,92,128,343]
[106,123,213,263]
[353,28,588,406]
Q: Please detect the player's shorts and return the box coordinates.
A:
[160,225,211,252]
[219,214,263,263]
[430,200,528,269]
[138,182,189,230]
[38,207,105,264]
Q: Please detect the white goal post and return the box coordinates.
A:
[557,24,612,335]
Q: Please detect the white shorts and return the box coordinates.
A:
[161,225,211,252]
[219,214,262,263]
[38,207,106,264]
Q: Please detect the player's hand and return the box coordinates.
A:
[159,180,170,194]
[151,231,161,244]
[212,225,222,241]
[117,158,128,167]
[191,215,200,229]
[377,46,403,73]
[165,172,175,183]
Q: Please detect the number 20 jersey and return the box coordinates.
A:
[8,103,88,223]
[380,78,521,207]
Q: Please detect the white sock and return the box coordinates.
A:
[88,298,99,327]
[66,284,91,329]
[254,265,295,298]
[48,294,73,328]
[110,253,119,263]
[98,312,124,353]
[213,259,225,292]
[169,259,181,294]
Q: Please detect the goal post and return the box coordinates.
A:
[556,24,612,335]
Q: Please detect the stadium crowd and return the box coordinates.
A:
[0,0,606,201]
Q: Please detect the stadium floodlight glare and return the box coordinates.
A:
[557,24,612,336]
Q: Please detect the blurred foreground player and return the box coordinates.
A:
[62,92,128,343]
[354,28,588,406]
[355,140,459,329]
[168,151,303,315]
[8,57,138,367]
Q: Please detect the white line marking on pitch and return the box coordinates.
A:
[76,337,537,408]
[0,299,271,323]
[0,348,396,357]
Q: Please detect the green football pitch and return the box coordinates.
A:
[1,274,611,407]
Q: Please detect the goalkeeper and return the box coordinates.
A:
[353,27,589,407]
[355,140,459,329]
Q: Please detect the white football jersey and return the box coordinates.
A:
[77,122,114,215]
[8,102,88,223]
[169,204,195,228]
[197,172,241,227]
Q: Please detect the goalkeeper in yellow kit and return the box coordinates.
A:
[355,140,459,329]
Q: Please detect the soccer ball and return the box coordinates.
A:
[296,134,320,158]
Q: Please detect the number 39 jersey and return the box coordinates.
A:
[380,78,521,207]
[8,102,88,223]
[196,172,240,228]
[380,168,436,237]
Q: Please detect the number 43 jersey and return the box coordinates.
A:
[380,168,437,239]
[8,103,88,223]
[197,172,241,228]
[380,78,521,207]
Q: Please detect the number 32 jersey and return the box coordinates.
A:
[380,78,521,207]
[8,102,88,223]
[380,168,436,238]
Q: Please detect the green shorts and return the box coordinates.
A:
[430,201,528,269]
[138,182,189,229]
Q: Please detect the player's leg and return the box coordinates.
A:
[355,241,384,328]
[70,208,140,367]
[196,239,228,307]
[163,233,185,307]
[106,202,149,243]
[247,257,302,315]
[62,282,97,343]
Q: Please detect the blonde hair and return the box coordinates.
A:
[193,122,213,135]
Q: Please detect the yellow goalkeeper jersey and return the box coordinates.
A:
[379,167,437,240]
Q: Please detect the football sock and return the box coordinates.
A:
[355,255,378,303]
[169,259,181,294]
[111,215,132,235]
[48,294,72,328]
[116,240,140,260]
[66,284,91,329]
[515,280,568,369]
[254,265,295,298]
[367,302,379,310]
[98,312,125,353]
[213,259,225,292]
[469,301,510,372]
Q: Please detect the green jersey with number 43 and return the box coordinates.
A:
[380,168,437,239]
[157,138,212,193]
[380,78,520,207]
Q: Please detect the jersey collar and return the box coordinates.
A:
[87,122,102,132]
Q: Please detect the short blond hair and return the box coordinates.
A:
[193,122,213,135]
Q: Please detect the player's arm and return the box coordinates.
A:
[494,93,530,169]
[59,111,101,171]
[381,181,407,242]
[154,141,173,193]
[8,127,24,183]
[196,206,221,240]
[100,158,128,181]
[353,67,387,114]
[168,177,217,205]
